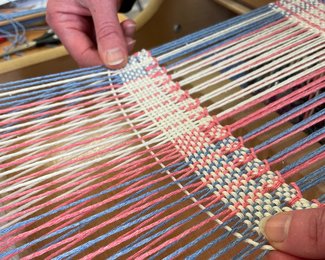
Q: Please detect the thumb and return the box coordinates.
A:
[260,208,325,259]
[82,0,128,68]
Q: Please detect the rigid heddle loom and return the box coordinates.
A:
[0,0,324,259]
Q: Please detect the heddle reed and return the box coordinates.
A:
[0,0,324,259]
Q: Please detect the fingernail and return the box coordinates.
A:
[125,23,136,35]
[127,39,136,47]
[105,48,125,66]
[259,212,292,243]
[126,23,136,29]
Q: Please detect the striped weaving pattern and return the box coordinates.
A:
[0,0,324,259]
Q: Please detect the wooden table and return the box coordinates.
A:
[214,0,274,14]
[0,30,71,82]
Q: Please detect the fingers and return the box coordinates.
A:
[260,208,325,259]
[47,0,136,68]
[266,251,306,260]
[60,29,103,67]
[83,0,128,69]
[52,22,103,67]
[121,19,136,53]
[122,19,136,37]
[46,1,102,67]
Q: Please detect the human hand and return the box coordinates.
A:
[46,0,136,68]
[260,208,325,259]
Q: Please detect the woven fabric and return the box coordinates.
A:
[0,0,324,259]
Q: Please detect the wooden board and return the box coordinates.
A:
[240,0,274,8]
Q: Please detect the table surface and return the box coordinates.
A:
[1,30,54,58]
[240,0,274,8]
[0,30,67,75]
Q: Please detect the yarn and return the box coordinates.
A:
[0,0,324,259]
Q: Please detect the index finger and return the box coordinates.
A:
[85,0,128,68]
[57,25,102,67]
[46,3,103,67]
